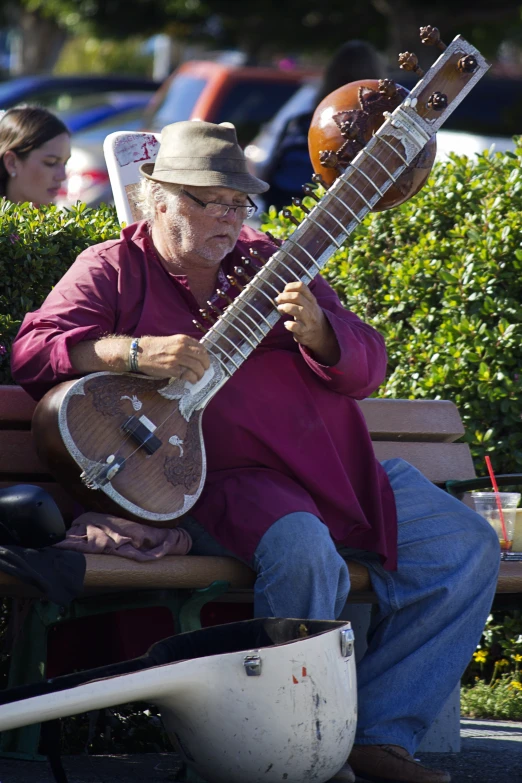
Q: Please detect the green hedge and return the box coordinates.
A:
[263,141,522,475]
[0,200,121,385]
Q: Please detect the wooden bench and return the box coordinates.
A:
[0,384,521,759]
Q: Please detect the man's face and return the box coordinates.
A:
[162,185,251,266]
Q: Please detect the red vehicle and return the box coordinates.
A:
[143,60,316,146]
[61,60,314,208]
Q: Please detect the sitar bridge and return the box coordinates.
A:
[80,454,126,489]
[122,414,162,455]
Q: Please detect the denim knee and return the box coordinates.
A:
[254,512,339,574]
[252,512,351,619]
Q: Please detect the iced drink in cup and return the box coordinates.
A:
[471,492,521,551]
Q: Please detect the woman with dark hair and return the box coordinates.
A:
[314,39,386,105]
[0,106,70,206]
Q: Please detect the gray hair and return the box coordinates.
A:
[135,177,182,222]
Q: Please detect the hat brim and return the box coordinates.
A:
[139,162,269,194]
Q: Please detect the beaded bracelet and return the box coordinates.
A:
[128,338,140,373]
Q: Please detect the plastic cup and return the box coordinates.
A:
[471,492,521,551]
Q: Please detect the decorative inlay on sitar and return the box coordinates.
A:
[31,29,490,524]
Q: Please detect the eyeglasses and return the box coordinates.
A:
[181,189,257,219]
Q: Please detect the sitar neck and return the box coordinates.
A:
[158,33,488,406]
[198,123,424,377]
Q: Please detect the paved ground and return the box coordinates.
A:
[1,720,521,783]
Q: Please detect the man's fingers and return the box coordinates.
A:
[173,339,210,372]
[277,302,305,319]
[180,342,211,369]
[279,282,316,302]
[283,319,304,336]
[180,367,200,384]
[176,355,208,380]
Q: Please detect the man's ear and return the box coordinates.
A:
[3,150,18,176]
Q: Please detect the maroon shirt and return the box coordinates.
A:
[11,221,397,567]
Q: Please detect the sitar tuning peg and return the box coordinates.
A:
[338,118,359,141]
[457,54,478,74]
[398,51,425,78]
[318,149,344,176]
[311,173,327,188]
[249,247,269,264]
[378,78,398,98]
[419,25,447,52]
[227,274,245,292]
[216,289,233,305]
[199,308,216,324]
[193,319,208,335]
[264,230,283,247]
[235,259,255,280]
[427,91,448,111]
[291,197,310,214]
[282,208,302,227]
[206,300,223,317]
[302,183,321,202]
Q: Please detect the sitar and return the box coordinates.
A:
[32,28,489,524]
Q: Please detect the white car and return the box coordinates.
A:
[434,129,514,160]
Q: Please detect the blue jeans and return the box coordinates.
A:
[181,458,500,753]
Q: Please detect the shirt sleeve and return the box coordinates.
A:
[10,246,120,400]
[298,274,388,399]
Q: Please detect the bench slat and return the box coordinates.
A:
[0,385,35,427]
[0,387,466,442]
[0,431,47,475]
[372,441,475,482]
[0,429,475,480]
[497,560,522,592]
[0,557,519,598]
[359,399,465,442]
[0,559,370,596]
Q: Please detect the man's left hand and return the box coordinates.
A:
[276,282,340,365]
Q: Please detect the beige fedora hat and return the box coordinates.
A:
[140,120,269,194]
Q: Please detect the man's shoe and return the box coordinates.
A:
[348,744,451,783]
[328,763,356,782]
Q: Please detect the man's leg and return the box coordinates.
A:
[251,511,351,619]
[344,458,499,781]
[181,511,351,619]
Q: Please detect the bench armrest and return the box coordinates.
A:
[446,474,522,497]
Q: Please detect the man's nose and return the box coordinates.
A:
[220,208,241,224]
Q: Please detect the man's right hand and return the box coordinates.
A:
[138,335,211,383]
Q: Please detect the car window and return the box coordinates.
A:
[148,75,208,131]
[212,81,302,145]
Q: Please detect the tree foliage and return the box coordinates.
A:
[12,0,522,61]
[18,0,171,38]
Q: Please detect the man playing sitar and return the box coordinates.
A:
[11,120,498,783]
